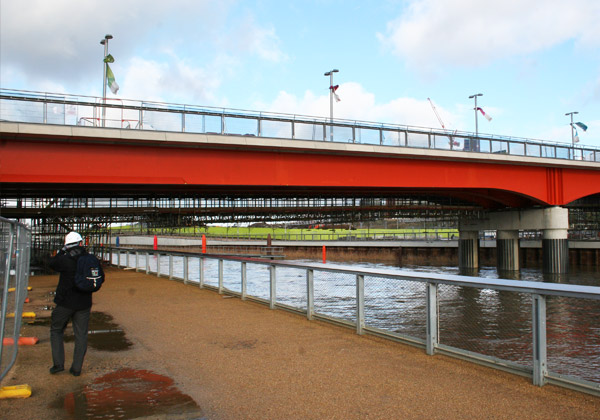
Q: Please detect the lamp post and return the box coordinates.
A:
[565,111,578,146]
[324,69,339,141]
[469,93,483,136]
[100,34,113,127]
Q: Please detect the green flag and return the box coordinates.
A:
[106,63,119,94]
[104,54,115,63]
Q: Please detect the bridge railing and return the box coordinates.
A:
[97,246,600,396]
[2,88,599,162]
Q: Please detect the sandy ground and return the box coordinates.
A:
[1,266,599,419]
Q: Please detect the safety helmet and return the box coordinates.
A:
[64,232,83,245]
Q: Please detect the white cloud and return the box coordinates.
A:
[223,15,288,62]
[258,82,459,130]
[378,0,600,72]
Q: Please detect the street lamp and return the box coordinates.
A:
[100,34,113,127]
[469,93,483,136]
[565,111,579,146]
[324,69,339,141]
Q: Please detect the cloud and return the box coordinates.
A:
[378,0,600,72]
[258,82,459,130]
[222,14,288,62]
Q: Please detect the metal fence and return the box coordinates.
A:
[2,88,599,162]
[100,247,600,396]
[0,218,32,382]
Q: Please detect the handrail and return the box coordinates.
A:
[2,88,598,162]
[100,246,600,395]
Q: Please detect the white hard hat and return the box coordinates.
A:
[64,232,83,245]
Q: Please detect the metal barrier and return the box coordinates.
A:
[2,88,599,162]
[100,247,600,396]
[0,218,32,382]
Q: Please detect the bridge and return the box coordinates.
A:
[1,89,600,273]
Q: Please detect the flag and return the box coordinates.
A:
[477,107,492,121]
[104,54,115,63]
[106,64,119,94]
[330,84,340,102]
[574,122,588,132]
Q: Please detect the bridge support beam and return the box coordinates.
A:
[497,230,519,271]
[460,207,569,274]
[458,230,479,270]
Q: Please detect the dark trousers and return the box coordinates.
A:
[50,305,91,372]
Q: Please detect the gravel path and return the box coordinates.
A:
[1,266,599,419]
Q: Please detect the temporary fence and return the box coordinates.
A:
[100,247,600,396]
[0,218,32,382]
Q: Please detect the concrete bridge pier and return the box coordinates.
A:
[497,230,519,271]
[458,230,479,269]
[460,207,569,274]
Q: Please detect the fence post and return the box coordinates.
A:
[426,282,439,355]
[270,264,276,310]
[183,255,189,284]
[117,251,121,268]
[157,253,161,277]
[169,254,173,280]
[199,257,204,288]
[532,294,548,386]
[135,252,139,272]
[241,262,247,300]
[218,259,223,294]
[307,269,314,320]
[145,252,150,274]
[356,274,365,335]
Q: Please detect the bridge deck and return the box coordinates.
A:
[4,267,598,419]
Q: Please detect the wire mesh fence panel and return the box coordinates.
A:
[245,263,270,301]
[222,260,242,293]
[526,143,542,157]
[509,142,525,156]
[556,146,571,159]
[0,99,45,123]
[260,119,292,139]
[313,271,356,323]
[142,110,183,132]
[431,134,454,150]
[364,277,427,341]
[329,125,353,143]
[274,266,307,311]
[225,116,258,136]
[137,254,147,271]
[546,296,600,384]
[491,140,509,155]
[201,258,219,288]
[355,127,381,145]
[171,256,185,280]
[294,122,325,141]
[438,285,533,368]
[382,130,403,146]
[406,132,429,148]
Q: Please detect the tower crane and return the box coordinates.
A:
[427,98,459,148]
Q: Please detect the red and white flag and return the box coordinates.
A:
[477,107,492,121]
[330,84,340,102]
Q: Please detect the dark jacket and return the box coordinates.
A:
[49,245,92,310]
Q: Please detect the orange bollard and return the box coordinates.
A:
[322,245,326,264]
[202,234,206,254]
[153,235,158,250]
[3,337,39,346]
[24,298,30,303]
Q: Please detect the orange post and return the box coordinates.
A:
[322,245,326,263]
[202,234,206,254]
[3,337,39,346]
[153,235,158,250]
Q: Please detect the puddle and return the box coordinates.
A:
[65,312,133,351]
[52,368,203,419]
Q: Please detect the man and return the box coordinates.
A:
[48,231,92,376]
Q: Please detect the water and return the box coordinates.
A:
[112,252,600,385]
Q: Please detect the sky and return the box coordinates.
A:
[1,0,599,147]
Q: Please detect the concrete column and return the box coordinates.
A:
[497,230,519,271]
[542,228,569,273]
[459,230,479,269]
[541,207,569,274]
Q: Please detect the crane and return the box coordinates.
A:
[427,98,459,148]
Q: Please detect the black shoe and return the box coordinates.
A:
[69,367,81,377]
[49,365,64,374]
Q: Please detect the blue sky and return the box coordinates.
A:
[1,0,599,147]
